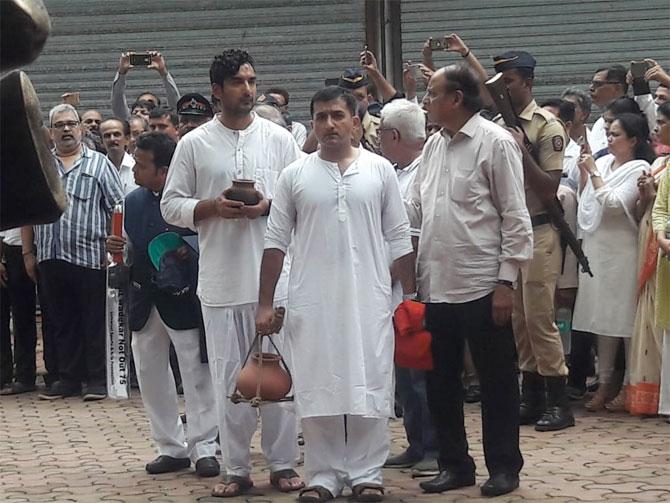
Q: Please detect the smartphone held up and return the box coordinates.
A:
[128,52,152,67]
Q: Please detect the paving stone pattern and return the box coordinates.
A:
[2,389,670,503]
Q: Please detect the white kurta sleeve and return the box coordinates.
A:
[381,164,413,261]
[265,166,296,253]
[489,136,533,282]
[161,139,200,231]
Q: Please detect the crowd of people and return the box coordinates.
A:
[1,33,669,501]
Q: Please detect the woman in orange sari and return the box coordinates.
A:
[627,102,670,415]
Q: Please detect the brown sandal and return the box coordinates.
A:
[352,483,385,502]
[270,468,305,492]
[298,485,334,502]
[211,474,253,498]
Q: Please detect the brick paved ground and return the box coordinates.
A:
[2,385,670,503]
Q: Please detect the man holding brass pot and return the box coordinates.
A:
[161,49,303,498]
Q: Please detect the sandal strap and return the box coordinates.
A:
[353,483,385,496]
[217,474,253,492]
[270,468,300,482]
[299,485,334,501]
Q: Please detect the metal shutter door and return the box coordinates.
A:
[400,0,670,103]
[26,0,366,123]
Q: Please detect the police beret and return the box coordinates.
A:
[492,51,537,73]
[176,93,213,117]
[338,68,369,90]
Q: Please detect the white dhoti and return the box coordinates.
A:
[301,415,389,497]
[201,302,298,477]
[132,306,218,462]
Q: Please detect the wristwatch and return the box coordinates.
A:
[589,169,602,179]
[496,279,515,290]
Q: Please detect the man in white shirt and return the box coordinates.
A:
[377,99,439,476]
[256,85,415,503]
[161,49,303,499]
[588,65,627,153]
[100,118,138,196]
[407,65,533,497]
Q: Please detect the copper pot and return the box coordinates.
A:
[236,352,292,401]
[225,179,260,205]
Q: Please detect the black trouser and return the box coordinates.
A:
[0,245,37,385]
[425,294,523,477]
[0,281,11,386]
[39,260,106,387]
[568,330,594,390]
[38,280,59,386]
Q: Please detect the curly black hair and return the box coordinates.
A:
[209,50,256,86]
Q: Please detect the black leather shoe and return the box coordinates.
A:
[419,470,476,493]
[535,405,575,431]
[480,473,519,497]
[384,449,422,468]
[195,456,220,477]
[145,455,190,474]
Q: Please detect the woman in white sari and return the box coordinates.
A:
[573,113,655,411]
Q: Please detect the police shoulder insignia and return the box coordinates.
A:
[552,135,564,152]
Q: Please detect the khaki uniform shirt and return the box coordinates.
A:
[362,112,380,153]
[496,100,566,217]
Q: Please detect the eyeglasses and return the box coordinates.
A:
[590,81,621,89]
[52,120,80,129]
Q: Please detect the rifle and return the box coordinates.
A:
[485,73,594,277]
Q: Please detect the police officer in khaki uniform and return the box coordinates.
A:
[492,51,575,432]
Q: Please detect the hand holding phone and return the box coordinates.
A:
[129,52,152,67]
[630,60,651,96]
[444,34,469,57]
[428,37,446,51]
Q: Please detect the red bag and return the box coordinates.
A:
[393,300,433,370]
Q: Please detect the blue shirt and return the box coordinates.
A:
[35,145,124,269]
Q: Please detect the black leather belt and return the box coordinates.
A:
[531,213,551,227]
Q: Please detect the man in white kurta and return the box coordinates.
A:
[256,87,415,502]
[160,50,303,497]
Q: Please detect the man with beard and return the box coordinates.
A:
[100,118,137,195]
[161,49,303,498]
[176,93,213,138]
[31,104,124,401]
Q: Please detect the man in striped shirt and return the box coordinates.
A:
[29,104,124,401]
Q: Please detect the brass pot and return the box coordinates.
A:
[225,179,260,205]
